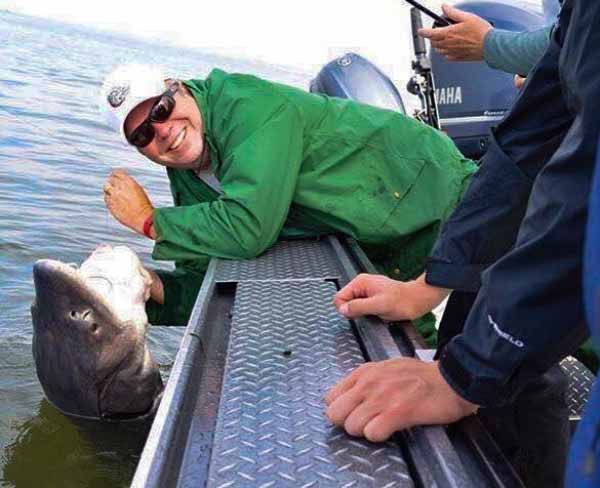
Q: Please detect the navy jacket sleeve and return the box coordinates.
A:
[426,15,571,293]
[435,0,600,406]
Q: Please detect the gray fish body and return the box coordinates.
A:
[31,246,163,420]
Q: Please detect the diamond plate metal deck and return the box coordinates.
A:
[214,240,342,282]
[207,281,414,488]
[560,356,595,418]
[133,238,524,488]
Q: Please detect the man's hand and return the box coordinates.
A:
[324,358,478,442]
[418,4,493,62]
[334,273,450,321]
[103,169,154,237]
[146,269,165,305]
[514,74,527,90]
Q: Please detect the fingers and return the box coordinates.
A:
[106,169,134,189]
[104,169,140,196]
[418,26,450,41]
[431,45,448,55]
[334,274,405,320]
[343,401,381,437]
[324,366,362,405]
[418,9,464,42]
[429,38,465,50]
[104,169,125,193]
[146,269,165,304]
[103,181,114,210]
[334,274,370,309]
[335,274,388,319]
[324,359,478,443]
[325,387,365,426]
[363,414,399,443]
[110,168,129,179]
[339,296,383,319]
[325,362,405,442]
[442,4,471,22]
[514,74,527,89]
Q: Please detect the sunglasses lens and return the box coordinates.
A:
[127,87,178,148]
[151,96,175,122]
[129,123,154,148]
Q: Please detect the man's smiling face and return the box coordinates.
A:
[124,83,205,169]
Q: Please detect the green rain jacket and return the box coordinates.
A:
[147,69,478,345]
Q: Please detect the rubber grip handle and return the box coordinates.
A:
[411,8,427,56]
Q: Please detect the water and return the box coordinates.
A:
[0,11,311,487]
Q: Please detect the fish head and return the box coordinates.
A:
[31,245,163,420]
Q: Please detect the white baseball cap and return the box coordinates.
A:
[100,63,167,144]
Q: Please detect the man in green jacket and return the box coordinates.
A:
[100,64,477,344]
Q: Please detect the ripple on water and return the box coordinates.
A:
[0,9,312,486]
[0,79,28,88]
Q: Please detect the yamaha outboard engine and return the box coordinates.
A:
[430,1,546,159]
[310,53,406,114]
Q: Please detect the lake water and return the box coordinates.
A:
[0,11,312,486]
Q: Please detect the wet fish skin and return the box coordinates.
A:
[31,245,163,420]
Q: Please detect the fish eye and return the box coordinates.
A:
[69,310,93,321]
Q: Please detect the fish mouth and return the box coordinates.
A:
[32,259,122,328]
[99,390,164,422]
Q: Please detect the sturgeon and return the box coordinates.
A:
[31,245,164,420]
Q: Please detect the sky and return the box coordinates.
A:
[1,0,430,91]
[1,0,542,101]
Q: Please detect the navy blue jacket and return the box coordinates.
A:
[427,0,599,407]
[566,137,600,487]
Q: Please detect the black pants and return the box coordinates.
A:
[479,364,569,488]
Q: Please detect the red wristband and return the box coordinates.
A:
[142,213,154,239]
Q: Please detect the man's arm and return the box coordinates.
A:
[483,26,552,76]
[335,31,572,318]
[440,0,600,406]
[326,0,598,437]
[152,94,304,262]
[336,7,569,313]
[426,20,573,292]
[418,5,552,76]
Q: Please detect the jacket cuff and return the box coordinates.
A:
[425,260,483,292]
[438,343,513,408]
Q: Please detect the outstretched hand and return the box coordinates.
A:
[324,358,478,442]
[418,4,493,62]
[146,269,165,305]
[334,273,450,321]
[103,169,154,237]
[514,74,527,89]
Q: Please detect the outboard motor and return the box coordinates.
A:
[430,1,546,159]
[310,53,406,114]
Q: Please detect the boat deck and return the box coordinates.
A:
[131,237,529,487]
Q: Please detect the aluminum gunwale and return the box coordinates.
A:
[131,259,219,488]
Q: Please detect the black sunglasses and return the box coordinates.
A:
[127,82,180,148]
